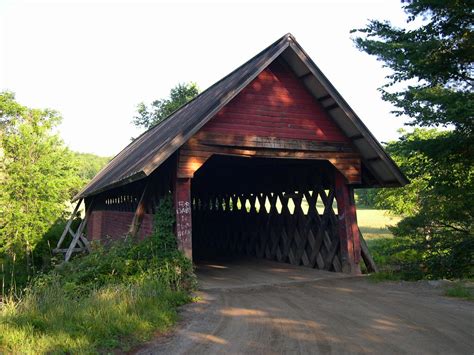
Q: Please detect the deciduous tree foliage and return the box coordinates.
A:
[132,82,200,129]
[73,152,111,184]
[0,92,80,273]
[353,0,473,278]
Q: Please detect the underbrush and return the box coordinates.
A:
[0,195,195,354]
[367,234,473,282]
[366,237,425,281]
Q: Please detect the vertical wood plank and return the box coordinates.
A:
[335,170,361,274]
[174,177,193,260]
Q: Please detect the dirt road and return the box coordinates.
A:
[137,259,474,354]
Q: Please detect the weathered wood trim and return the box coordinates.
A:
[198,133,354,152]
[179,139,361,183]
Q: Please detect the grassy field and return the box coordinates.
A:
[312,198,401,240]
[356,208,401,239]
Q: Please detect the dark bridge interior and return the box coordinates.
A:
[191,155,344,272]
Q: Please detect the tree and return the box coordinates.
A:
[132,82,200,129]
[0,92,80,275]
[73,152,111,185]
[0,91,25,130]
[352,1,473,278]
[374,129,473,278]
[352,0,473,135]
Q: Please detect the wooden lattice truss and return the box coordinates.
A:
[193,185,377,272]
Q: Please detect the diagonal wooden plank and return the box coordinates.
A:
[323,237,340,271]
[55,198,83,251]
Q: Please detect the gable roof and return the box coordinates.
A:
[75,33,408,200]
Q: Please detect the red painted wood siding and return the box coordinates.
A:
[87,210,153,241]
[178,60,361,183]
[201,61,349,142]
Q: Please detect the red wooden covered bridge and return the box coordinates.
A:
[58,34,408,274]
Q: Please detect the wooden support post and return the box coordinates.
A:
[335,171,361,275]
[128,181,151,238]
[174,177,193,260]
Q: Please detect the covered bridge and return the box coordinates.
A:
[60,34,408,274]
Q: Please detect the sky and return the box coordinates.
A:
[0,0,410,157]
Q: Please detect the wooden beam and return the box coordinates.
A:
[334,171,361,275]
[366,156,382,162]
[174,177,193,260]
[53,248,85,253]
[325,103,339,111]
[56,198,82,250]
[349,134,364,140]
[65,207,91,262]
[359,229,378,273]
[198,134,354,153]
[180,140,361,184]
[128,180,151,238]
[348,186,361,266]
[298,72,313,80]
[317,94,331,102]
[80,235,91,252]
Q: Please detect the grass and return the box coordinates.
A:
[444,282,474,301]
[0,278,189,354]
[357,208,401,239]
[367,271,403,282]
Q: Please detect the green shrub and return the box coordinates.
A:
[367,229,473,281]
[0,217,83,296]
[367,237,425,280]
[393,217,473,280]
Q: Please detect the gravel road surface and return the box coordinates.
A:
[136,259,473,355]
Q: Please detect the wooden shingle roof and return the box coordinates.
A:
[75,34,407,200]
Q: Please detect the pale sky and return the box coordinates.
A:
[1,0,409,157]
